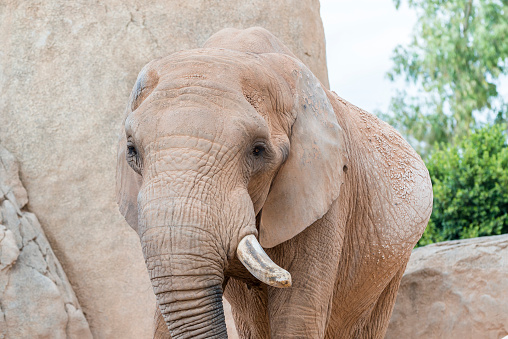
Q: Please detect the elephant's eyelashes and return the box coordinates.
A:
[248,142,271,174]
[126,140,142,175]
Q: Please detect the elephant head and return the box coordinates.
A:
[116,27,346,338]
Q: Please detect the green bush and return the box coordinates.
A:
[419,124,508,246]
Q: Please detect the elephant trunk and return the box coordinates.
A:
[140,195,228,338]
[138,161,291,337]
[151,272,227,338]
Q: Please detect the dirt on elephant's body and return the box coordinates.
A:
[332,93,433,246]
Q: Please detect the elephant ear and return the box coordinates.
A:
[259,57,346,248]
[116,64,158,232]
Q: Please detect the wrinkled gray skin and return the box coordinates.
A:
[116,27,433,339]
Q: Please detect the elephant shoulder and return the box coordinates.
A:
[330,92,433,247]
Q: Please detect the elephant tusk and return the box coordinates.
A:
[236,234,292,288]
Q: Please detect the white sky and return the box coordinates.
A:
[320,0,417,113]
[320,0,508,119]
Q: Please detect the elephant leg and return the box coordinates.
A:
[356,265,406,339]
[266,202,344,339]
[224,278,270,339]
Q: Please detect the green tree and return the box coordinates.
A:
[381,0,508,155]
[420,124,508,246]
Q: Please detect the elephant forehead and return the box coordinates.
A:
[146,49,287,103]
[143,136,240,172]
[152,48,265,79]
[128,50,253,116]
[128,104,269,149]
[128,48,294,136]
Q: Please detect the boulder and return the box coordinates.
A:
[0,145,93,339]
[386,235,508,339]
[0,1,328,337]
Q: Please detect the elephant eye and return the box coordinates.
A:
[127,145,137,157]
[126,140,142,175]
[252,145,265,157]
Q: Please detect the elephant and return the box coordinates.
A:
[116,27,433,339]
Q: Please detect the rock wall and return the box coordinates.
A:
[0,146,93,339]
[0,1,328,337]
[386,235,508,339]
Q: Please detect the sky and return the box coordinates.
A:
[319,0,417,114]
[320,0,508,120]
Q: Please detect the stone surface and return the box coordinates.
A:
[224,298,239,339]
[386,235,508,339]
[0,145,93,339]
[0,1,328,337]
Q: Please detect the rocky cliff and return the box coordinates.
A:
[387,235,508,339]
[0,146,93,339]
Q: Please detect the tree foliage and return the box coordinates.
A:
[382,0,508,155]
[419,124,508,246]
[377,1,508,245]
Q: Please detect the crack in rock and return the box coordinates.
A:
[0,145,92,338]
